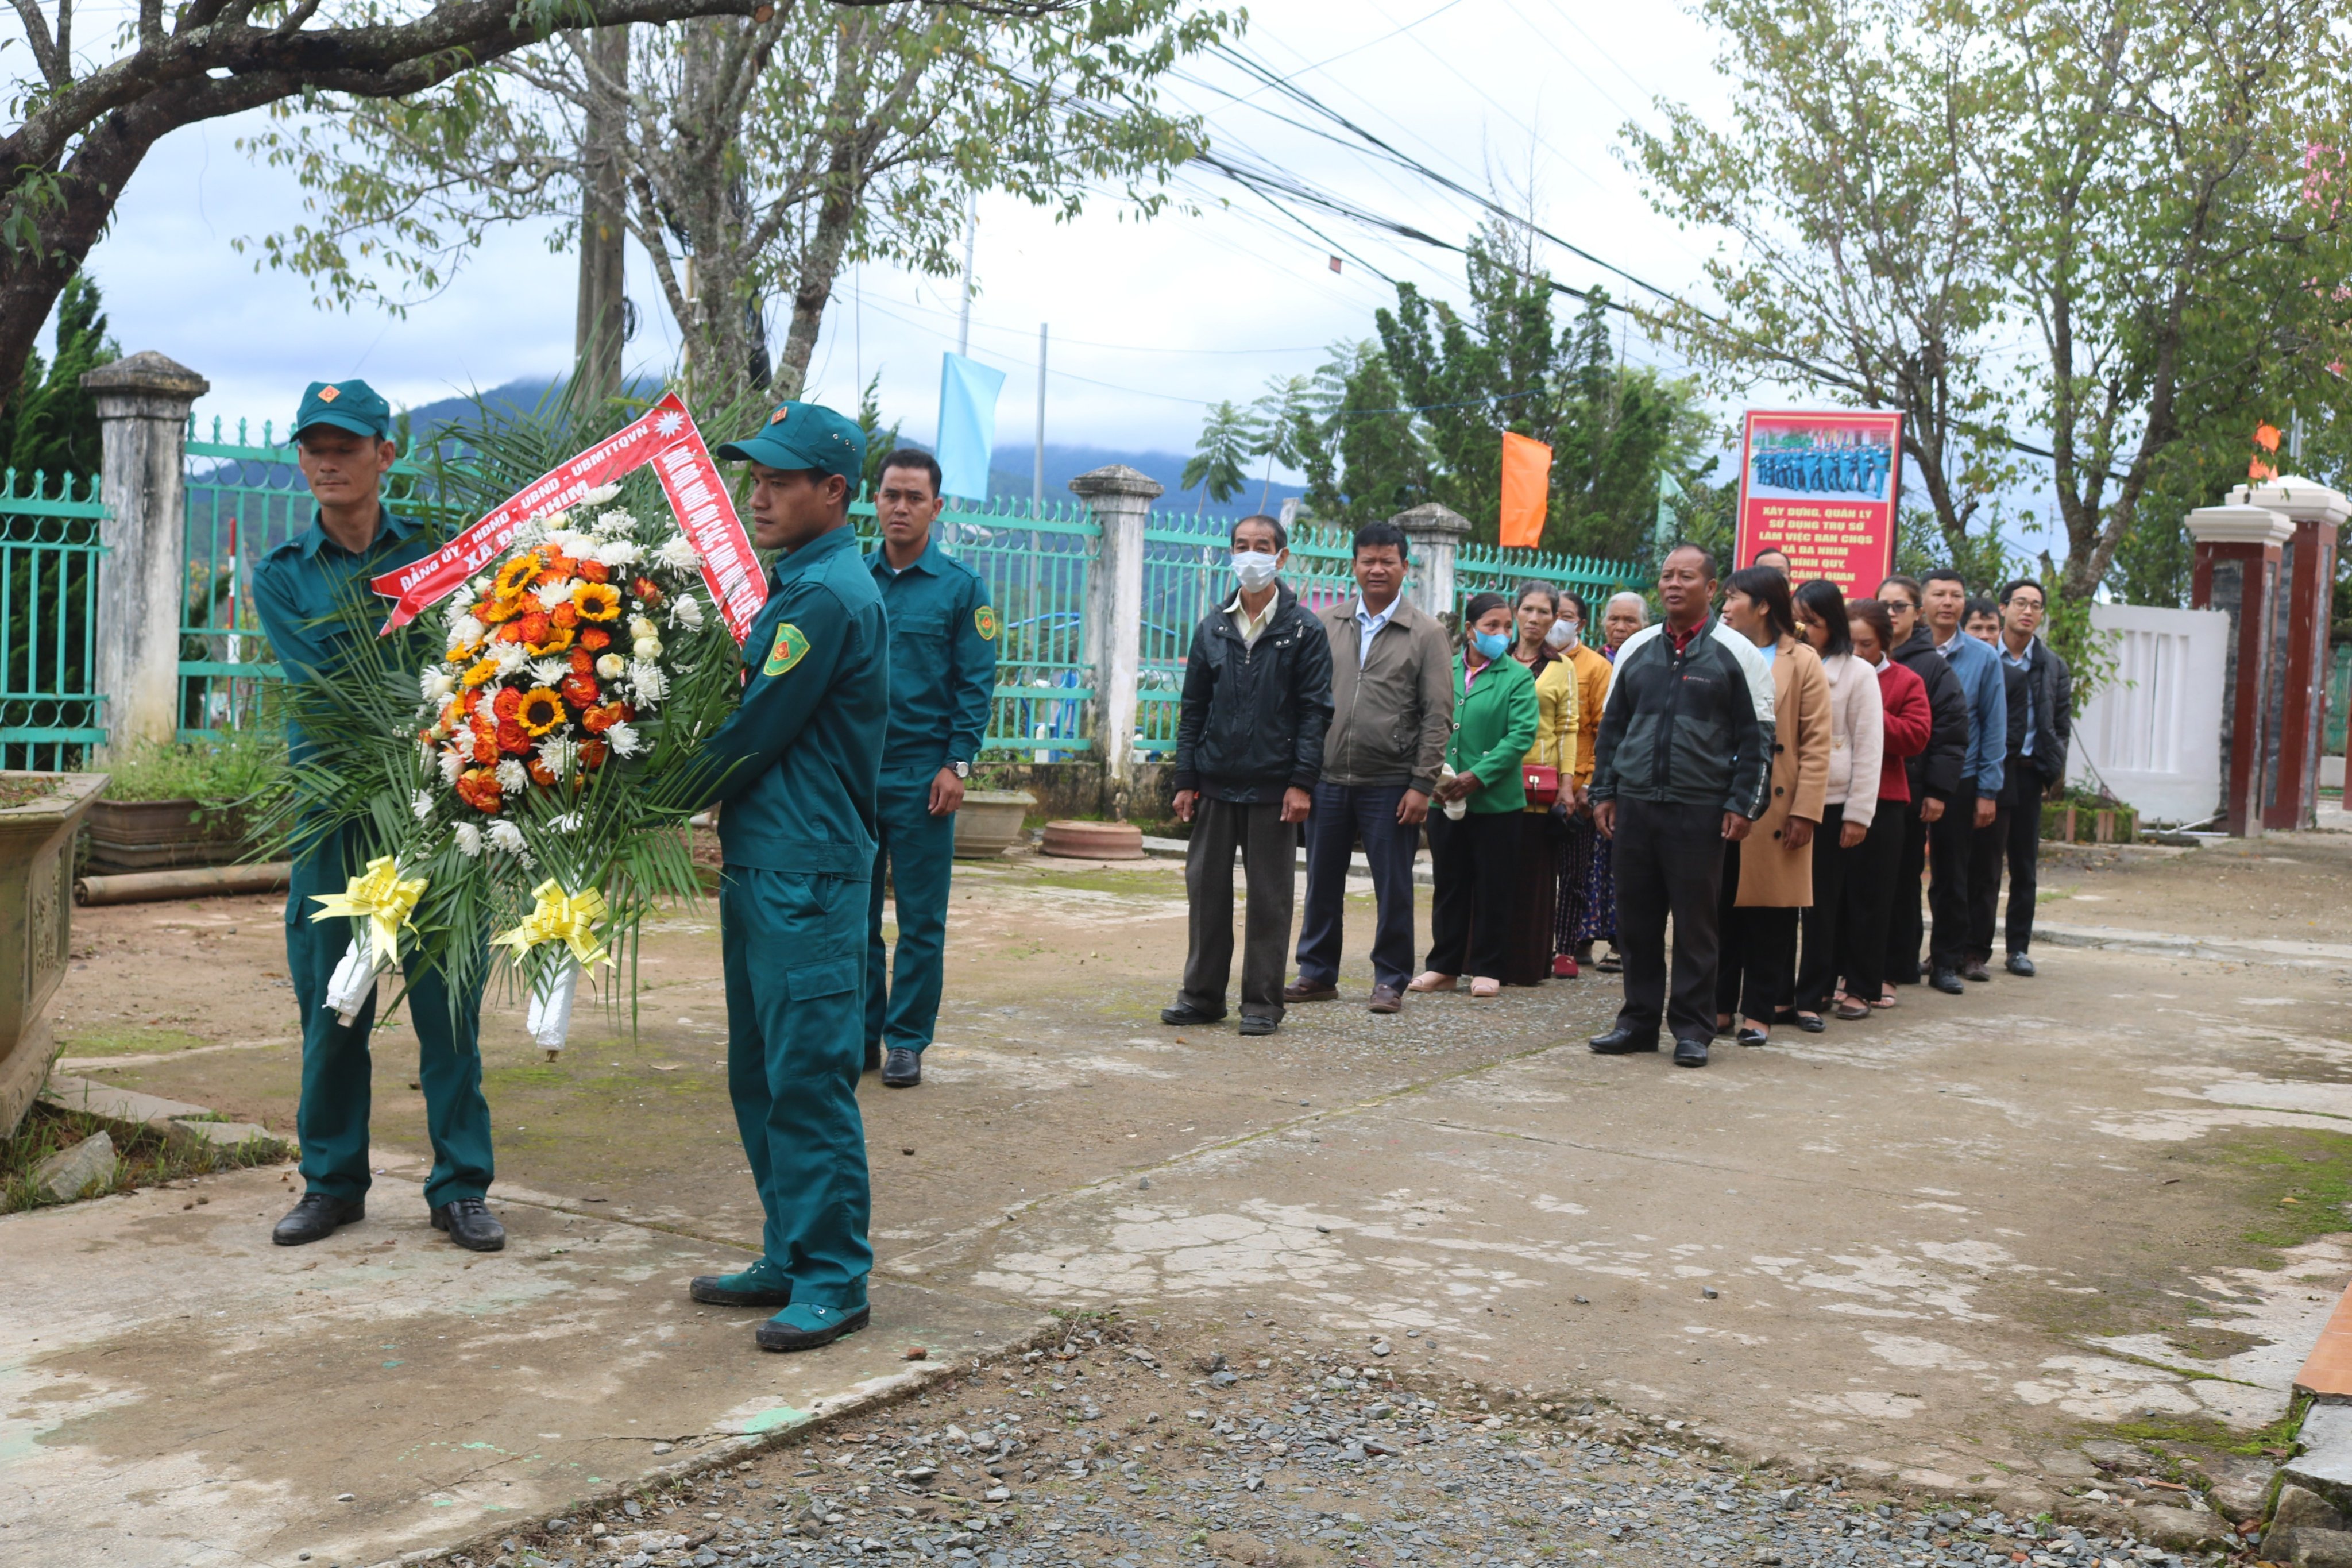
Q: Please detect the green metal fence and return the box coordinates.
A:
[0,470,107,769]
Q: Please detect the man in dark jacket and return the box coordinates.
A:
[1163,515,1335,1036]
[1878,575,1970,992]
[1991,579,2071,974]
[1587,544,1774,1068]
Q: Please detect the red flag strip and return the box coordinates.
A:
[369,393,767,644]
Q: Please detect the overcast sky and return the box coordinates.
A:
[67,0,1737,465]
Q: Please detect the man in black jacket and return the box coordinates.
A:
[1990,579,2071,974]
[1878,575,1971,994]
[1163,515,1335,1036]
[1587,544,1775,1068]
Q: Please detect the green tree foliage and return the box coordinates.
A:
[241,1,1229,407]
[0,274,115,481]
[1180,400,1256,513]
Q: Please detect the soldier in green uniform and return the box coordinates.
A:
[686,400,889,1353]
[863,447,998,1089]
[252,380,503,1252]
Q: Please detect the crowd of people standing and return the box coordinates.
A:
[1167,521,2072,1068]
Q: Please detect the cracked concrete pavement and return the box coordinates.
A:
[8,832,2352,1565]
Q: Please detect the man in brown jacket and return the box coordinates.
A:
[1285,521,1457,1014]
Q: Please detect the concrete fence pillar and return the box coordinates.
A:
[2187,502,2295,836]
[2230,474,2346,831]
[1396,501,1471,626]
[80,352,208,752]
[1069,464,1163,814]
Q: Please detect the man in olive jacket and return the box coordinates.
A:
[1163,515,1334,1036]
[1287,522,1456,1014]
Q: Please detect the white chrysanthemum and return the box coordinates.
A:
[655,536,702,571]
[449,614,484,648]
[538,736,578,775]
[453,822,484,858]
[605,721,643,758]
[628,661,668,705]
[533,578,573,610]
[420,667,455,703]
[469,576,492,596]
[550,528,596,558]
[411,789,436,824]
[487,819,528,856]
[495,758,528,794]
[438,746,466,786]
[595,653,626,680]
[529,656,570,686]
[509,522,549,550]
[593,506,636,535]
[581,483,623,507]
[549,811,584,833]
[628,614,658,641]
[669,593,705,630]
[492,642,529,675]
[593,539,642,568]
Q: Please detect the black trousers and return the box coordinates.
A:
[1426,809,1517,979]
[1716,840,1798,1022]
[1179,797,1295,1022]
[1884,801,1928,986]
[1296,783,1420,992]
[1609,797,1726,1046]
[1840,802,1906,1003]
[1794,802,1849,1014]
[1965,805,2007,963]
[1926,785,1978,974]
[2002,788,2043,954]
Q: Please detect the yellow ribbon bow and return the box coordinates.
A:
[493,879,615,970]
[309,855,427,958]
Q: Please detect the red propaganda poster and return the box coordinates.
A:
[1734,410,1904,596]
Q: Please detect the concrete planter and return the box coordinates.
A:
[0,771,106,1136]
[1041,818,1145,860]
[83,797,246,874]
[953,790,1035,859]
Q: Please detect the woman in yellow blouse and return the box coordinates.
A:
[1552,590,1616,976]
[1500,581,1578,986]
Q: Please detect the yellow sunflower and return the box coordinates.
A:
[492,554,541,598]
[459,657,502,689]
[446,641,481,665]
[516,686,568,737]
[571,581,623,622]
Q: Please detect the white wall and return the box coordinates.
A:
[2067,603,2231,825]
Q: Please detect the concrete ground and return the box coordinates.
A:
[9,829,2352,1566]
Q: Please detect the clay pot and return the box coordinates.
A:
[1040,819,1145,860]
[953,791,1035,859]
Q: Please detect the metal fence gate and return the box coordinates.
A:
[0,470,107,770]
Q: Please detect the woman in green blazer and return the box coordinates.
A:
[1409,593,1541,998]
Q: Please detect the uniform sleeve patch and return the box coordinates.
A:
[974,604,999,642]
[762,623,811,677]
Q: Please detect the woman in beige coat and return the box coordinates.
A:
[1713,566,1831,1046]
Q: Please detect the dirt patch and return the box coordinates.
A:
[2042,833,2352,945]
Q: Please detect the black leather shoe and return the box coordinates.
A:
[1588,1026,1658,1055]
[272,1193,363,1246]
[863,1040,882,1073]
[882,1046,922,1087]
[1159,1003,1225,1025]
[431,1196,506,1252]
[1929,968,1965,995]
[1735,1025,1769,1048]
[756,1303,871,1353]
[2005,952,2036,977]
[1792,1012,1827,1034]
[1673,1037,1710,1068]
[1238,1016,1277,1037]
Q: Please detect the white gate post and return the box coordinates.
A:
[1396,501,1471,625]
[80,352,208,751]
[1069,464,1162,813]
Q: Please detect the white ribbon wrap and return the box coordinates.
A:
[322,936,388,1025]
[526,959,582,1059]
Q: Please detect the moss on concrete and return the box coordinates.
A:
[53,1025,215,1058]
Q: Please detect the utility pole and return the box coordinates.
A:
[957,195,977,357]
[573,24,630,406]
[1034,323,1048,517]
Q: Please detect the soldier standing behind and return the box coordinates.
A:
[688,401,889,1353]
[864,449,998,1088]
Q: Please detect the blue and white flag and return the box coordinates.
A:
[936,352,1006,501]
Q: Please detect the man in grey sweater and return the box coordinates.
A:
[1285,522,1457,1014]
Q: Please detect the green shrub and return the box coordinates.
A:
[96,732,288,804]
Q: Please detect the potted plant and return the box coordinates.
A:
[82,733,284,874]
[2040,786,2139,845]
[0,770,106,1136]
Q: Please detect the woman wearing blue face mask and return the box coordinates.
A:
[1409,593,1540,999]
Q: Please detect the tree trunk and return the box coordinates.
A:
[573,24,631,407]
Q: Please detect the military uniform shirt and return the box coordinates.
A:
[252,508,437,763]
[867,536,997,773]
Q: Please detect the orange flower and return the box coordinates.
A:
[631,575,665,605]
[480,593,527,625]
[541,551,578,582]
[550,601,580,630]
[493,555,540,598]
[571,581,623,622]
[518,610,551,646]
[580,627,613,652]
[460,657,501,689]
[495,621,525,644]
[457,768,504,814]
[496,719,533,755]
[578,738,609,770]
[560,673,601,710]
[576,558,611,584]
[580,701,625,735]
[527,757,559,787]
[568,648,595,676]
[516,686,567,736]
[493,686,524,721]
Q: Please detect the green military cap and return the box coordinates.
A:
[716,400,866,480]
[293,379,394,442]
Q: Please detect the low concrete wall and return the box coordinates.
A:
[973,760,1177,827]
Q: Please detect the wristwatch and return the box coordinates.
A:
[949,760,971,780]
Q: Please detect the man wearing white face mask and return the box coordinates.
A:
[1163,515,1335,1036]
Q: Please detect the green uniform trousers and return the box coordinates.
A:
[287,830,492,1209]
[864,767,957,1056]
[722,866,872,1310]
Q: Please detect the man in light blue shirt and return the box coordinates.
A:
[1920,569,2006,988]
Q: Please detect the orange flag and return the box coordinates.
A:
[1499,431,1552,549]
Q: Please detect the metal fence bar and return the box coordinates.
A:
[0,470,109,770]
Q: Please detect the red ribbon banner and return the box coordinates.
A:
[369,393,767,643]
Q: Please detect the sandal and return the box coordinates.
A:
[1469,976,1500,998]
[1833,998,1872,1021]
[1407,971,1458,993]
[1872,986,1898,1010]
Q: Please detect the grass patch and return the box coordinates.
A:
[2110,1392,2309,1458]
[1024,868,1179,898]
[2206,1130,2352,1256]
[1,1099,286,1214]
[53,1025,215,1059]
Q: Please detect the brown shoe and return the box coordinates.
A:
[1283,979,1338,1003]
[1367,984,1403,1014]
